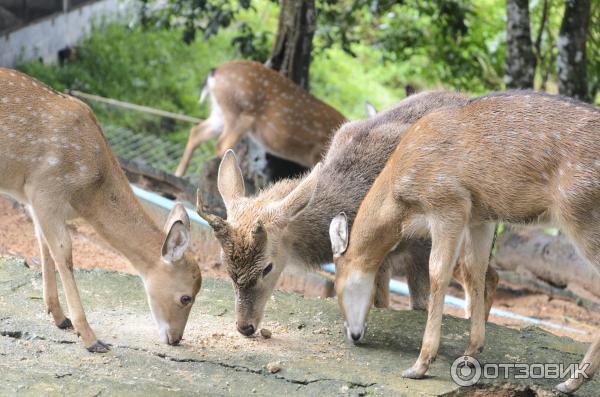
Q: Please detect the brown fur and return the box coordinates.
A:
[175,60,346,176]
[0,68,202,351]
[200,91,499,336]
[337,90,600,393]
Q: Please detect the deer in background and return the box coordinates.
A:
[330,91,600,394]
[0,69,202,351]
[174,60,346,177]
[197,91,499,338]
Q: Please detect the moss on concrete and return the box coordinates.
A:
[0,256,597,396]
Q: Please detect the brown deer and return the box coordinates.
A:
[196,91,499,338]
[329,91,600,394]
[174,60,346,176]
[0,68,202,352]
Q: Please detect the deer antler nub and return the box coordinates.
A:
[196,189,229,237]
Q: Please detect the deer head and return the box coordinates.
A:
[197,150,320,336]
[143,203,202,345]
[329,212,375,342]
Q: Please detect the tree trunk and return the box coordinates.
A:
[504,0,536,89]
[198,0,316,215]
[557,0,591,102]
[267,0,316,90]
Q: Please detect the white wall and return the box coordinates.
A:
[0,0,133,67]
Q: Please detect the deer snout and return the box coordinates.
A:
[158,324,183,346]
[344,321,366,344]
[237,322,256,337]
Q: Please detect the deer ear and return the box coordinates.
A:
[218,150,245,212]
[365,101,377,117]
[277,162,322,221]
[329,212,349,257]
[161,203,191,264]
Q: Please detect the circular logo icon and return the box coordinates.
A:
[450,356,482,387]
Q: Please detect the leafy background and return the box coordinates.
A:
[17,0,599,146]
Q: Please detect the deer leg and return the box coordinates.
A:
[32,207,108,353]
[461,222,496,356]
[175,121,219,177]
[214,115,254,158]
[405,249,431,311]
[31,214,72,329]
[482,265,499,321]
[403,218,466,379]
[373,264,391,308]
[557,335,600,394]
[454,255,499,322]
[555,216,600,393]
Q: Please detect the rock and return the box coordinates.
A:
[266,361,281,374]
[260,328,272,339]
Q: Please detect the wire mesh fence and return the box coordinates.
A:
[67,90,213,179]
[102,124,211,179]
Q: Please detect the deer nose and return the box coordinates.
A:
[168,336,181,346]
[237,324,255,336]
[351,332,362,342]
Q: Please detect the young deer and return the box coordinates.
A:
[196,91,499,337]
[330,91,600,394]
[175,60,346,176]
[0,69,202,352]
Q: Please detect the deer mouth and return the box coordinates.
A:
[344,321,366,344]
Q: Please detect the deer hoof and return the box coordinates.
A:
[86,340,110,353]
[57,318,73,330]
[556,379,579,395]
[402,366,426,379]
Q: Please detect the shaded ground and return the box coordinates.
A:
[1,195,598,343]
[1,256,599,396]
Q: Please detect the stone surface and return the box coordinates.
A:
[0,256,598,396]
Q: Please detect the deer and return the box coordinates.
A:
[196,91,499,338]
[174,60,346,177]
[0,68,202,352]
[329,91,600,394]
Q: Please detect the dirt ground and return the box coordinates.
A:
[1,194,598,343]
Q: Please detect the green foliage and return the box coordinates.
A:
[16,15,404,136]
[140,0,274,59]
[18,23,237,143]
[317,0,506,93]
[16,0,598,142]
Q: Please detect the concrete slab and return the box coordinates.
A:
[0,256,598,396]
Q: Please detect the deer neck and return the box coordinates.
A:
[79,173,164,276]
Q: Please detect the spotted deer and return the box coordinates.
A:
[0,68,202,352]
[329,91,600,394]
[175,60,346,176]
[197,91,499,337]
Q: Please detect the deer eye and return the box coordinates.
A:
[262,263,273,277]
[180,295,192,306]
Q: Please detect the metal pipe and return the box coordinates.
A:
[321,264,585,335]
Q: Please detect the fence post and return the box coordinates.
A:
[62,0,70,12]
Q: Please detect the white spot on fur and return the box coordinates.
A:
[47,157,59,166]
